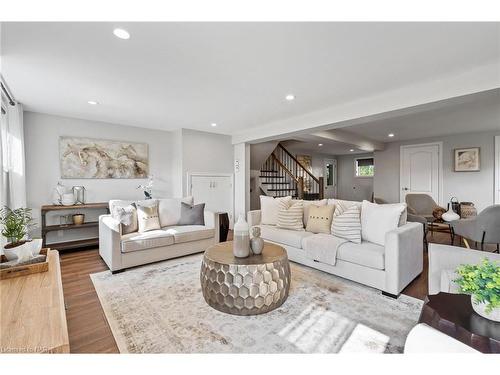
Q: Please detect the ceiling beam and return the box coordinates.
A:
[312,129,385,151]
[232,62,500,144]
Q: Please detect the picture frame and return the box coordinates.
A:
[454,147,480,172]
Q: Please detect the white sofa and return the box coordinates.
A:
[247,203,423,296]
[404,244,500,353]
[99,198,220,272]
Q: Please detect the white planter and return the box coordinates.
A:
[3,239,43,262]
[471,297,500,322]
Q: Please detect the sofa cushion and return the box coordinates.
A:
[301,199,327,226]
[336,241,385,270]
[277,200,304,231]
[158,197,194,227]
[121,230,175,253]
[331,204,361,244]
[328,199,362,213]
[305,204,335,234]
[163,225,215,244]
[136,200,161,232]
[260,195,292,225]
[179,202,205,225]
[361,200,406,246]
[258,224,314,248]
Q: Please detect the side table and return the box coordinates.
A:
[419,292,500,353]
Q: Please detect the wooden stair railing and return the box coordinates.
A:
[259,143,324,200]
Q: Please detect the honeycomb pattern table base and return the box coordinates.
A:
[200,241,291,315]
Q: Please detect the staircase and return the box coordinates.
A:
[259,143,324,200]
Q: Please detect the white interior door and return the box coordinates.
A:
[400,143,442,204]
[323,158,337,199]
[495,136,500,204]
[190,174,234,227]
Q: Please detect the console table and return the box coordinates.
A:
[0,249,70,353]
[41,202,109,251]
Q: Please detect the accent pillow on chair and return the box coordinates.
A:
[260,195,292,225]
[331,204,361,243]
[136,200,161,232]
[277,200,304,231]
[179,202,205,225]
[306,204,335,234]
[361,200,406,245]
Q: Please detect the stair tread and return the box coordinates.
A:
[261,182,290,185]
[267,188,297,191]
[260,170,279,173]
[259,175,285,178]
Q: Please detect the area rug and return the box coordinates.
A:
[90,254,423,353]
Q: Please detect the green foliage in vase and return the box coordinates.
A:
[0,206,36,245]
[454,259,500,313]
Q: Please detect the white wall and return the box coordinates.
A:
[337,153,374,201]
[181,129,233,196]
[23,112,235,243]
[374,130,500,212]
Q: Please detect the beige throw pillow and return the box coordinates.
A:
[306,204,335,234]
[302,199,328,226]
[277,200,304,231]
[260,195,292,225]
[136,201,161,232]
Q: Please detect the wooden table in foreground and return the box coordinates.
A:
[418,292,500,353]
[0,249,70,353]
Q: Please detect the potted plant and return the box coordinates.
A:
[0,206,41,262]
[455,259,500,322]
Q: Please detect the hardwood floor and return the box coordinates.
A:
[59,229,497,353]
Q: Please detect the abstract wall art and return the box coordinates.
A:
[59,137,149,178]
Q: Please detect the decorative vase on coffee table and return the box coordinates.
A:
[233,214,250,258]
[250,226,264,255]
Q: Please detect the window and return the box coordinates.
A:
[355,157,374,177]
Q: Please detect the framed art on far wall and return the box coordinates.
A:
[454,147,480,172]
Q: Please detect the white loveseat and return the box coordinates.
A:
[99,198,220,272]
[247,201,423,296]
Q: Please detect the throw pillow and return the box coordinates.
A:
[277,200,304,231]
[331,199,362,216]
[302,199,327,226]
[112,204,138,234]
[158,196,194,227]
[306,204,335,234]
[179,202,205,225]
[136,201,161,232]
[361,200,406,245]
[331,204,361,243]
[260,195,292,225]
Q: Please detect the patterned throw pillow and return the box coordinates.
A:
[277,200,304,231]
[305,204,335,234]
[136,201,161,232]
[331,204,361,243]
[112,204,138,234]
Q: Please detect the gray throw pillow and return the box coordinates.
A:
[179,202,205,225]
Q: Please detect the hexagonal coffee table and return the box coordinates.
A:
[200,241,291,315]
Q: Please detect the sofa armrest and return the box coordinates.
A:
[247,210,261,228]
[204,211,220,243]
[99,214,123,271]
[428,244,500,295]
[384,222,423,295]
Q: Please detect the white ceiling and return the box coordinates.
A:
[344,89,500,142]
[2,22,499,135]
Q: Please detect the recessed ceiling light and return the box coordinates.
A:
[211,123,217,127]
[388,133,395,137]
[285,94,295,101]
[349,149,355,152]
[113,28,130,40]
[87,100,98,105]
[318,143,323,147]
